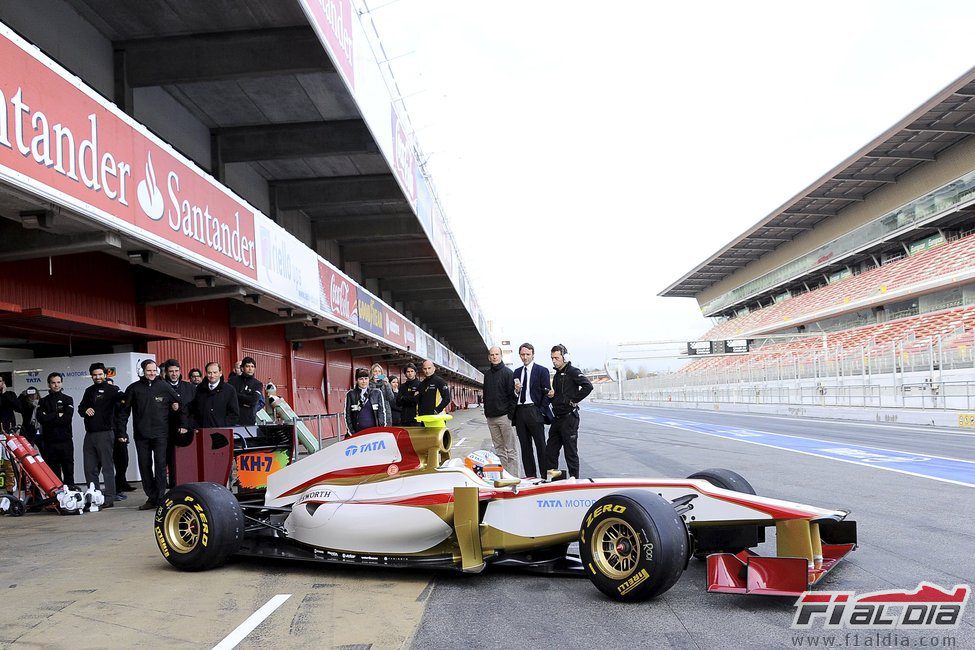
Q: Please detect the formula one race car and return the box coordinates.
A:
[153,416,857,601]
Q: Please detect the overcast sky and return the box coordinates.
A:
[369,1,975,371]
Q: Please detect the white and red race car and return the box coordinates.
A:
[153,417,857,601]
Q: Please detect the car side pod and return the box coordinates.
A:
[706,518,857,596]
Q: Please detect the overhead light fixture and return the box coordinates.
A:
[127,250,152,264]
[20,211,50,229]
[278,307,294,318]
[244,294,261,304]
[194,275,217,288]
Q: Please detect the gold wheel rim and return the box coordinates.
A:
[591,517,640,580]
[164,504,200,553]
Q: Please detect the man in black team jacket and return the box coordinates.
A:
[228,356,263,426]
[417,360,451,416]
[397,363,422,426]
[163,359,196,487]
[79,363,121,506]
[0,375,18,433]
[191,362,240,428]
[544,345,593,479]
[37,372,75,486]
[116,360,185,510]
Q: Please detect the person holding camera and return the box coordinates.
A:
[369,363,396,418]
[544,344,593,479]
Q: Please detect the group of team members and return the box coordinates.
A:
[343,360,451,435]
[339,343,594,481]
[482,342,593,479]
[0,357,266,511]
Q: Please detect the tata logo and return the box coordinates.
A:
[26,371,41,384]
[345,440,387,457]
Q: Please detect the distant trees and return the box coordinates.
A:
[625,366,655,380]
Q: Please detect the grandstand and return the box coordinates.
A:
[633,66,975,413]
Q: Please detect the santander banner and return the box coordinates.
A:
[299,0,355,90]
[318,260,358,326]
[0,26,258,280]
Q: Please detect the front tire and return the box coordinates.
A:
[687,468,755,494]
[154,482,244,571]
[687,468,758,559]
[579,491,689,601]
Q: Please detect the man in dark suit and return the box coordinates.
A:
[512,342,552,478]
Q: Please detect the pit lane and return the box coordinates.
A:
[412,405,975,648]
[2,407,973,648]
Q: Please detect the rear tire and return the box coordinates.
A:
[579,491,688,601]
[687,468,756,559]
[153,482,244,571]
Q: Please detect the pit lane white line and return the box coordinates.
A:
[590,402,975,437]
[590,409,975,489]
[212,594,291,650]
[452,437,468,448]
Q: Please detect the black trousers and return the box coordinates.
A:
[114,437,130,490]
[83,430,115,502]
[545,411,581,479]
[514,405,546,478]
[44,440,75,487]
[135,436,168,504]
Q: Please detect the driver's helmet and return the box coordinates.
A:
[464,450,503,482]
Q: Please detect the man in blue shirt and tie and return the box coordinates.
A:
[512,342,552,478]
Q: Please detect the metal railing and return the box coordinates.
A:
[600,380,975,411]
[297,413,345,448]
[599,331,975,411]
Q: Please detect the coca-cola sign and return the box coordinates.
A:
[318,260,357,325]
[0,26,258,280]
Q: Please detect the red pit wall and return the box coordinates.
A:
[293,340,334,440]
[147,300,232,377]
[326,348,353,436]
[239,325,290,403]
[0,253,140,327]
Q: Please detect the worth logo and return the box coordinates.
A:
[792,582,970,630]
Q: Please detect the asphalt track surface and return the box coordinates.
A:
[413,404,975,649]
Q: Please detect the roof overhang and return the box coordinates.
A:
[661,65,975,300]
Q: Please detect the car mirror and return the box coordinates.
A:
[493,478,520,488]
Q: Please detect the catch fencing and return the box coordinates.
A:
[600,333,975,411]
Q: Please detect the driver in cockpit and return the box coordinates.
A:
[464,449,504,482]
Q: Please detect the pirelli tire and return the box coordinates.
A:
[687,468,756,560]
[153,482,244,571]
[687,468,756,496]
[579,491,689,602]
